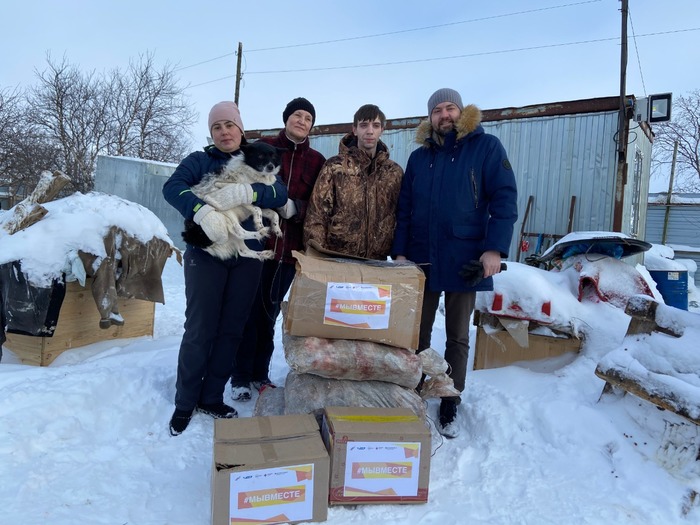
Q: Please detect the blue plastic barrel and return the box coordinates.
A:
[649,270,688,310]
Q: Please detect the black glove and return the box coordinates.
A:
[459,260,507,286]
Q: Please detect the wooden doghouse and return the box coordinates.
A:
[0,171,170,366]
[4,278,155,366]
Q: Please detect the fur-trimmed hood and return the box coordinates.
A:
[414,104,482,146]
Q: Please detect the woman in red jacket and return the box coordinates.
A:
[231,98,326,400]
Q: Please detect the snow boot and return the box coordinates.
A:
[438,398,459,439]
[169,408,194,436]
[197,402,238,419]
[252,379,276,393]
[231,383,252,402]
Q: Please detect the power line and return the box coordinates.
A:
[245,0,603,53]
[183,27,699,88]
[628,8,648,98]
[175,0,601,72]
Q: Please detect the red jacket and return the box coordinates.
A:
[258,131,326,263]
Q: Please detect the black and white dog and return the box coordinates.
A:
[182,141,284,260]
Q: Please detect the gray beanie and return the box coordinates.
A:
[427,88,463,114]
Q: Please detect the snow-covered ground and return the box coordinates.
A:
[1,198,700,524]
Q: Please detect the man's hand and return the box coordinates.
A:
[276,198,297,219]
[204,183,253,210]
[459,252,507,286]
[193,204,230,244]
[479,250,503,278]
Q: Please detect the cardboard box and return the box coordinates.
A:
[321,407,431,505]
[284,250,425,350]
[4,279,155,366]
[211,414,329,525]
[473,324,582,371]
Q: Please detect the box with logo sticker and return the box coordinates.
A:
[285,249,425,351]
[211,414,329,525]
[320,406,431,505]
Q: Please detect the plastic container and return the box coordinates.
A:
[649,270,688,310]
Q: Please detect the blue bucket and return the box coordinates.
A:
[649,270,688,310]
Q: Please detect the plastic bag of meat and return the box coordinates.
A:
[419,373,461,399]
[418,347,450,376]
[283,371,426,421]
[252,385,286,417]
[283,333,422,389]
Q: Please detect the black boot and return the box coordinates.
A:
[438,398,459,438]
[197,402,238,419]
[169,408,194,436]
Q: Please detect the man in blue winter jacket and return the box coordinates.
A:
[392,88,518,438]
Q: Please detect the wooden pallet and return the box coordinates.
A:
[4,280,155,366]
[595,295,699,426]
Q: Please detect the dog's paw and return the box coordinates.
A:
[255,227,271,240]
[271,226,283,238]
[258,250,275,260]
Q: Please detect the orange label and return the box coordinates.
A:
[237,486,306,509]
[351,462,413,479]
[329,299,386,315]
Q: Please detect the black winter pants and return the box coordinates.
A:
[174,248,262,411]
[232,259,296,385]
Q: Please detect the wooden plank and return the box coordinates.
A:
[624,295,684,337]
[3,170,70,234]
[595,367,700,426]
[474,326,581,370]
[5,280,155,366]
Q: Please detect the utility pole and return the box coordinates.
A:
[234,42,243,105]
[613,0,629,232]
[661,140,678,244]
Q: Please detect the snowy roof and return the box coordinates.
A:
[0,192,174,287]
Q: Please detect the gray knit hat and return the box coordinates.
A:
[427,88,463,114]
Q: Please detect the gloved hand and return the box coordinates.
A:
[204,183,253,210]
[193,204,229,244]
[276,198,297,219]
[459,260,507,286]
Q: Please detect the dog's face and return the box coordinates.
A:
[240,142,285,175]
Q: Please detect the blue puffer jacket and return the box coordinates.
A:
[392,105,518,292]
[162,144,288,251]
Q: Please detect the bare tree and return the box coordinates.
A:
[0,88,22,179]
[26,54,110,193]
[652,90,700,192]
[3,53,195,197]
[105,52,194,163]
[0,87,61,207]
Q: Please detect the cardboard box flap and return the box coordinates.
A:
[292,250,424,276]
[324,406,429,435]
[214,413,319,443]
[214,434,328,471]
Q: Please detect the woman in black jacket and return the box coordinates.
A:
[162,101,287,435]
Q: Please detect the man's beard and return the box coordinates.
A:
[434,119,456,137]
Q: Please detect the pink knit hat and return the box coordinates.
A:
[208,101,244,134]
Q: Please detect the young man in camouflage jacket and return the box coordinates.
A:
[304,104,403,260]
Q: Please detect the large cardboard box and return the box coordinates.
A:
[321,407,431,505]
[284,250,425,350]
[211,414,330,525]
[473,312,582,370]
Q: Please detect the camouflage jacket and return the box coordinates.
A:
[304,133,403,260]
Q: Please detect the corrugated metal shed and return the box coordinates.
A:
[248,96,654,261]
[646,194,700,284]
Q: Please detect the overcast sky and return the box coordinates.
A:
[2,0,699,148]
